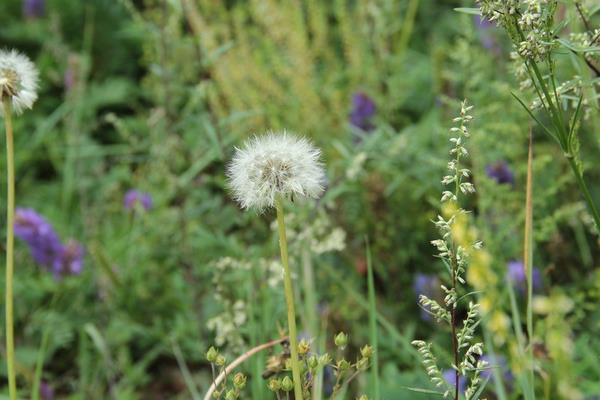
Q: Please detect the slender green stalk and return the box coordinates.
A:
[301,247,321,400]
[3,97,18,400]
[365,238,380,400]
[524,131,535,400]
[32,291,61,400]
[275,197,303,400]
[568,158,600,232]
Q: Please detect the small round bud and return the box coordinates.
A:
[319,353,332,366]
[233,372,247,389]
[281,376,294,392]
[337,358,351,372]
[206,347,218,363]
[357,357,369,370]
[334,332,348,349]
[360,345,373,359]
[298,339,310,355]
[268,379,281,392]
[307,355,319,369]
[212,390,221,399]
[215,355,226,367]
[357,395,369,400]
[225,389,237,400]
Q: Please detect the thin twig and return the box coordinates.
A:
[203,337,288,400]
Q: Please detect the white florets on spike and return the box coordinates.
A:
[0,49,39,116]
[227,131,325,211]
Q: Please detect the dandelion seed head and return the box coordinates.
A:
[227,132,325,211]
[0,49,39,116]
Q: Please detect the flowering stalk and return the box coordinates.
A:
[2,97,17,400]
[477,0,600,233]
[412,100,486,400]
[275,196,304,400]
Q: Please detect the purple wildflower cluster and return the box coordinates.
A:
[23,0,45,18]
[14,208,84,278]
[485,161,515,185]
[506,260,542,293]
[474,16,499,52]
[40,381,54,400]
[124,189,153,211]
[413,273,442,321]
[349,92,376,131]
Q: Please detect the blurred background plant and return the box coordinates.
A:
[0,0,599,399]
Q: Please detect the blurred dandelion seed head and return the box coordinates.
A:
[0,49,39,115]
[227,132,325,211]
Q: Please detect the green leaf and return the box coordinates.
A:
[469,375,492,400]
[557,38,600,53]
[403,386,445,396]
[511,92,560,144]
[566,94,583,155]
[454,7,481,15]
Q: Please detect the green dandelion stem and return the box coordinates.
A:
[3,97,18,400]
[275,196,303,400]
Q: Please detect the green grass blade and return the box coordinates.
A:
[365,237,380,400]
[172,340,202,400]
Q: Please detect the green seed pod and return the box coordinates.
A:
[267,378,281,392]
[225,389,237,400]
[215,354,226,367]
[298,339,310,355]
[307,355,319,369]
[206,347,218,363]
[334,332,348,349]
[360,345,373,359]
[233,372,247,389]
[281,376,294,392]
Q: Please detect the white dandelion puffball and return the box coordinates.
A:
[228,132,326,211]
[0,49,39,116]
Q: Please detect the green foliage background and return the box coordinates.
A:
[1,0,599,398]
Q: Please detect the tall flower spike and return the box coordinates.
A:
[0,49,39,116]
[227,132,325,211]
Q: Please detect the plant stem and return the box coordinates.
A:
[568,157,600,233]
[275,197,304,400]
[524,131,535,400]
[365,238,380,400]
[451,260,458,400]
[3,97,18,400]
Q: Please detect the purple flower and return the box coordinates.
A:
[53,240,84,277]
[480,355,513,385]
[124,189,153,211]
[485,161,515,185]
[413,273,442,321]
[14,208,84,278]
[507,260,542,293]
[474,15,499,52]
[23,0,45,18]
[39,381,54,400]
[443,369,466,394]
[349,92,376,131]
[15,208,63,267]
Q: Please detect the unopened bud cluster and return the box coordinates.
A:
[206,346,246,400]
[264,332,372,399]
